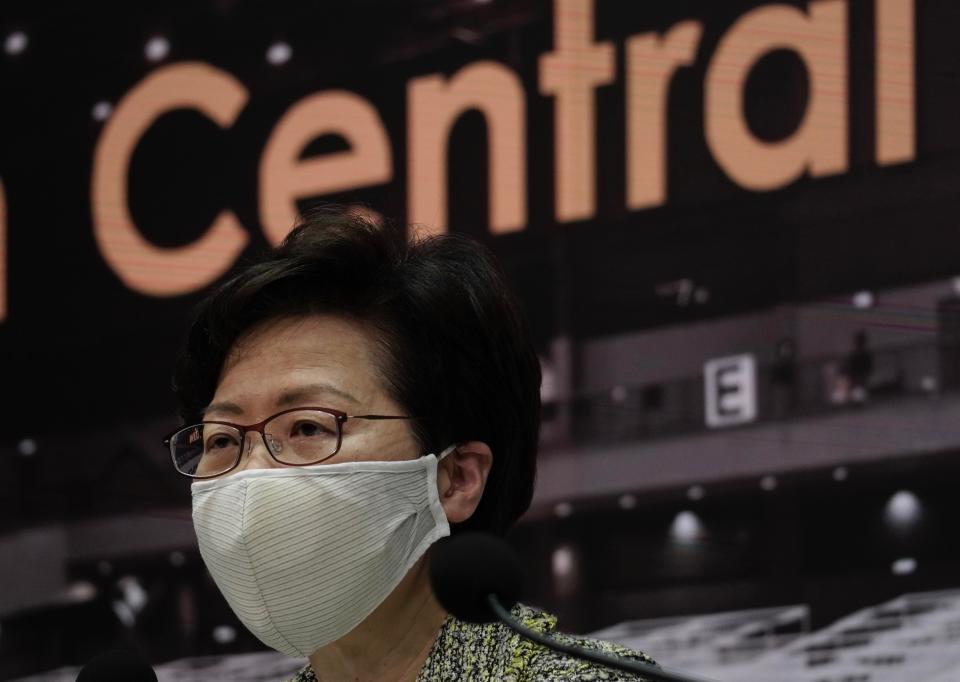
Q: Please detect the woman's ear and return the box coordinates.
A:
[436,441,492,524]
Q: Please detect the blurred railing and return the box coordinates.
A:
[541,341,942,448]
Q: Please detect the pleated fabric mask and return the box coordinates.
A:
[191,445,454,657]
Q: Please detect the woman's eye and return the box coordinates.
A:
[291,420,332,438]
[205,433,238,451]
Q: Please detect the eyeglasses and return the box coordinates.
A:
[163,406,414,479]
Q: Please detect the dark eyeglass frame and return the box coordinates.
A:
[162,405,415,479]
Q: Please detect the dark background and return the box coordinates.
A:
[2,0,959,441]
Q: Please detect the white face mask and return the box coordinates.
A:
[191,445,455,658]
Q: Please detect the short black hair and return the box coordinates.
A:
[172,206,541,535]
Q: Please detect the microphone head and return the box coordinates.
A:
[76,649,157,682]
[429,531,524,623]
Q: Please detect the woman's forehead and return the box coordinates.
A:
[228,315,376,361]
[215,315,386,406]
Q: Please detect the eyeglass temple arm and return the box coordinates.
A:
[347,415,417,420]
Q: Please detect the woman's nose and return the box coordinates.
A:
[235,431,282,472]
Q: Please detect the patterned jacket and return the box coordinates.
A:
[286,604,656,681]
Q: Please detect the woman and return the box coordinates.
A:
[166,207,654,680]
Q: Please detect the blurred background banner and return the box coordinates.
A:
[3,0,960,680]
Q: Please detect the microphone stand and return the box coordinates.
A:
[486,594,723,682]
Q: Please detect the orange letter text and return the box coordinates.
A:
[704,1,848,191]
[91,62,250,296]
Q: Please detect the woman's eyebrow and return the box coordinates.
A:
[202,383,361,417]
[275,383,361,408]
[202,400,244,417]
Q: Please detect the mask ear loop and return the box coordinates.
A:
[437,443,458,461]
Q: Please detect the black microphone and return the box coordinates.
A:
[429,532,721,682]
[75,649,157,682]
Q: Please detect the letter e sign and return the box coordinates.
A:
[704,354,757,428]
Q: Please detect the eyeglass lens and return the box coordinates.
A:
[170,409,341,477]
